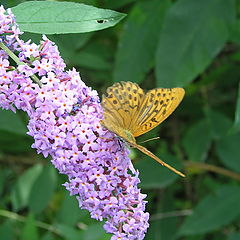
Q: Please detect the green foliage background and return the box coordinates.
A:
[1,0,240,239]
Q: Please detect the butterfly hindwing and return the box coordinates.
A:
[102,82,145,130]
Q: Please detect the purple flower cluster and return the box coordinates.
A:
[0,5,149,239]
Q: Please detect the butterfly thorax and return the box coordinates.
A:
[122,129,136,144]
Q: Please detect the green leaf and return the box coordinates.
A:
[0,130,32,153]
[0,169,11,197]
[29,164,57,214]
[156,0,235,87]
[232,82,240,132]
[73,51,112,70]
[83,223,106,240]
[215,133,240,173]
[103,0,137,9]
[56,224,83,240]
[48,33,92,60]
[114,0,170,83]
[229,20,240,44]
[12,1,126,34]
[0,110,27,135]
[0,221,15,240]
[136,153,180,189]
[42,232,55,240]
[0,110,31,153]
[11,164,43,211]
[228,232,240,240]
[20,214,39,240]
[56,193,87,226]
[182,119,212,162]
[178,185,240,235]
[205,110,232,140]
[147,190,180,240]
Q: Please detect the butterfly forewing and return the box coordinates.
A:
[132,88,185,137]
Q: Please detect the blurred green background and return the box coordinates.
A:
[1,0,240,239]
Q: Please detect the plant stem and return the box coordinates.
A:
[150,209,193,221]
[0,41,22,65]
[0,41,42,87]
[184,161,240,181]
[0,209,61,236]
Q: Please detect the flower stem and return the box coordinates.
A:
[0,209,61,236]
[0,41,42,87]
[184,161,240,181]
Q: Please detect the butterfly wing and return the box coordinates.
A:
[101,81,145,131]
[131,88,185,137]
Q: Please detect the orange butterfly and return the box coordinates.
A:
[101,81,185,177]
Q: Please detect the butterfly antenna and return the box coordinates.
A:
[139,136,160,144]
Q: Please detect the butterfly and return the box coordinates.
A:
[101,81,185,177]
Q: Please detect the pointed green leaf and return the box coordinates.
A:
[182,119,212,162]
[205,110,232,140]
[29,164,57,214]
[83,223,106,240]
[12,1,126,34]
[56,193,86,226]
[114,0,170,83]
[137,153,180,189]
[156,0,235,87]
[232,82,240,132]
[20,214,39,240]
[56,224,83,240]
[42,232,55,240]
[215,133,240,173]
[178,185,240,235]
[0,110,27,135]
[228,232,240,240]
[11,164,43,211]
[0,221,15,240]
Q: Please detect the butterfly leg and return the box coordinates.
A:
[99,136,115,141]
